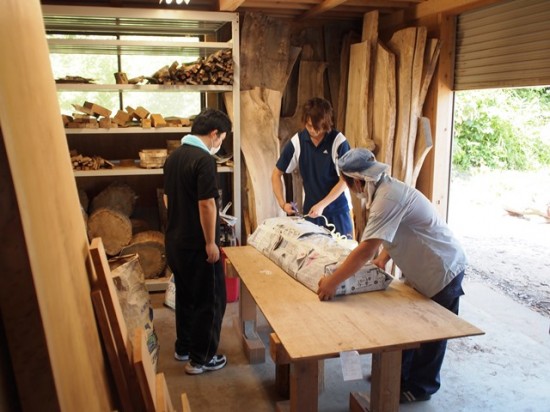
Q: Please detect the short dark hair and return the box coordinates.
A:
[301,97,334,132]
[191,108,232,136]
[341,173,355,187]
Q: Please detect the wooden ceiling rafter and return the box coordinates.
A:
[298,0,348,20]
[39,0,503,24]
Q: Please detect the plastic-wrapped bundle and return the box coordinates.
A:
[247,217,393,295]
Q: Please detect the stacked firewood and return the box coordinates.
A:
[151,49,233,85]
[70,150,114,171]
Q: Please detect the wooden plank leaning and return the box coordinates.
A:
[89,237,147,412]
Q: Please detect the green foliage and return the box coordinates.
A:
[452,87,550,172]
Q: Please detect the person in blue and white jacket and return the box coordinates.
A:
[271,97,353,238]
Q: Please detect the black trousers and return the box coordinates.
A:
[168,248,227,365]
[401,272,465,396]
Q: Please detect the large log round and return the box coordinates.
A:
[90,182,136,216]
[120,230,166,279]
[87,207,132,256]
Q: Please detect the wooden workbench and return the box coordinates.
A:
[223,246,484,412]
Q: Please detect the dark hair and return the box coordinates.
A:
[341,173,355,187]
[191,108,232,136]
[301,97,334,132]
[341,173,365,191]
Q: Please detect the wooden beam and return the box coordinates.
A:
[412,0,505,19]
[219,0,245,11]
[416,14,456,219]
[298,0,348,20]
[381,0,504,29]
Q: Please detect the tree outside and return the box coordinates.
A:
[449,87,550,318]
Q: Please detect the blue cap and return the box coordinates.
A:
[338,148,389,181]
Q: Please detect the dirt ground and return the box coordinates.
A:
[448,168,550,318]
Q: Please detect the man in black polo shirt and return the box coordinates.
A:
[163,108,231,375]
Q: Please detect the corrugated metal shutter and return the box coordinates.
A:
[455,0,550,90]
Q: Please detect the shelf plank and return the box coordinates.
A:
[56,84,233,92]
[48,38,232,56]
[74,163,233,177]
[65,127,191,135]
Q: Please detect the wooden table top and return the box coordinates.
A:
[223,246,484,361]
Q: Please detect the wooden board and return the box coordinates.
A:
[405,27,427,185]
[155,373,176,412]
[91,289,133,412]
[0,1,113,410]
[336,32,357,131]
[240,12,294,92]
[223,246,484,360]
[362,11,379,142]
[89,237,147,412]
[345,41,375,150]
[372,41,396,170]
[225,88,282,231]
[324,25,347,124]
[411,116,433,186]
[133,328,156,412]
[388,27,417,182]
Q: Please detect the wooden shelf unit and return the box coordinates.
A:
[43,5,241,240]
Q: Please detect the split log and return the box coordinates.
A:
[120,231,166,279]
[90,182,137,216]
[87,207,133,256]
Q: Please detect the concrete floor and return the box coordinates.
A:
[151,277,550,412]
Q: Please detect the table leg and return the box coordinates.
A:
[371,350,401,411]
[276,358,319,412]
[350,349,401,412]
[235,280,265,363]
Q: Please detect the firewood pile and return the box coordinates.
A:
[63,100,192,130]
[70,150,114,171]
[150,49,234,85]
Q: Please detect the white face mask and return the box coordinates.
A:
[210,136,222,155]
[210,143,221,155]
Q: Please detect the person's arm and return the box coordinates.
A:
[163,194,168,209]
[198,198,219,263]
[308,177,347,218]
[371,247,391,270]
[317,238,383,301]
[271,167,295,215]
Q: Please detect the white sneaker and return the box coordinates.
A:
[174,352,189,362]
[185,354,227,375]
